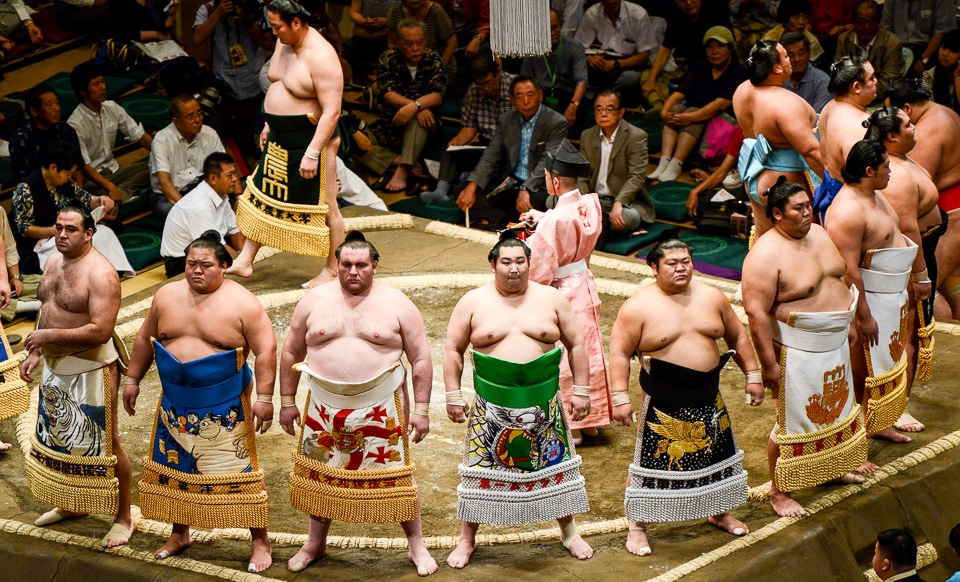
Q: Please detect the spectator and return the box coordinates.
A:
[109,0,178,41]
[551,0,583,39]
[685,126,745,218]
[455,75,568,227]
[648,26,747,183]
[729,0,778,62]
[194,0,273,164]
[53,0,111,37]
[871,529,926,582]
[521,9,588,128]
[575,0,658,96]
[12,142,133,276]
[762,0,824,64]
[577,88,653,247]
[149,94,226,218]
[948,524,960,582]
[0,0,44,60]
[782,32,832,113]
[67,62,153,204]
[362,19,445,192]
[421,51,514,204]
[0,208,40,323]
[881,0,957,78]
[9,84,83,184]
[921,29,960,114]
[808,0,858,62]
[386,0,457,85]
[160,152,244,278]
[344,0,399,81]
[642,0,732,118]
[834,0,905,99]
[447,0,489,60]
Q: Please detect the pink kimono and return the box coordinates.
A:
[528,189,611,430]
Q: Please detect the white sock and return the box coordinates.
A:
[15,299,40,313]
[648,156,672,180]
[659,157,684,182]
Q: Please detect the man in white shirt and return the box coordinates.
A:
[67,62,153,206]
[574,0,657,93]
[160,152,244,278]
[149,94,225,218]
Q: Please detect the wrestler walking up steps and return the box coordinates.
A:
[278,232,438,576]
[122,232,276,572]
[227,0,345,289]
[20,204,134,548]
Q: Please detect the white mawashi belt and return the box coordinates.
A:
[555,259,587,279]
[860,267,910,294]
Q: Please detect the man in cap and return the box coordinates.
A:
[520,140,611,445]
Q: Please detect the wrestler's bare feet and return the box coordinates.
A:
[856,460,880,473]
[707,513,748,536]
[302,267,336,289]
[101,522,134,548]
[447,538,476,569]
[408,544,438,576]
[287,540,327,572]
[225,259,254,278]
[564,536,593,560]
[769,490,806,517]
[248,530,272,573]
[626,523,651,556]
[154,528,193,559]
[868,427,912,443]
[834,472,866,484]
[582,427,598,437]
[894,411,926,432]
[384,165,409,192]
[0,439,11,452]
[571,429,583,445]
[35,507,87,526]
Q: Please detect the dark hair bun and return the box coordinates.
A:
[200,230,222,243]
[344,230,366,242]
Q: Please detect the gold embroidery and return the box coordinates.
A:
[806,364,848,426]
[888,302,908,362]
[261,141,290,201]
[648,408,713,470]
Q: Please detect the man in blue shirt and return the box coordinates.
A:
[782,32,832,113]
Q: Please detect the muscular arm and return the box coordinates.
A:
[278,297,310,434]
[242,296,278,398]
[306,47,344,155]
[779,105,824,177]
[719,293,764,405]
[555,292,589,388]
[826,212,876,343]
[397,293,432,441]
[38,268,120,350]
[741,248,783,390]
[608,298,641,425]
[443,294,474,422]
[122,297,160,415]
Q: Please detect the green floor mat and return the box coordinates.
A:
[124,212,165,235]
[624,114,663,153]
[601,222,672,255]
[118,194,152,221]
[118,230,161,271]
[648,180,694,223]
[390,196,465,224]
[117,93,171,131]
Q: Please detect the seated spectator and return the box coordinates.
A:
[386,0,457,85]
[455,75,568,227]
[551,0,583,38]
[882,0,957,78]
[10,84,83,184]
[109,0,178,41]
[336,156,387,211]
[782,32,832,113]
[922,29,960,113]
[648,26,747,183]
[729,0,778,63]
[67,62,153,204]
[521,9,588,129]
[762,0,824,65]
[344,0,399,81]
[685,126,745,218]
[575,0,658,96]
[421,51,515,204]
[361,19,445,192]
[808,0,858,63]
[160,152,244,278]
[835,0,904,99]
[0,208,40,323]
[0,0,44,60]
[53,0,112,37]
[447,0,489,60]
[948,523,960,582]
[194,0,273,164]
[642,0,732,119]
[12,142,133,277]
[577,88,654,247]
[149,94,226,218]
[871,529,926,582]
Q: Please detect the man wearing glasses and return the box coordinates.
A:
[835,0,905,99]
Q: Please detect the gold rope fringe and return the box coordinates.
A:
[916,301,935,382]
[236,194,330,258]
[864,356,909,434]
[0,326,29,420]
[775,405,868,492]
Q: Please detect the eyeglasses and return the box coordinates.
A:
[177,111,202,121]
[594,106,622,114]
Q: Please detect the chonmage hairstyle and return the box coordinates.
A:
[646,229,693,268]
[841,139,886,184]
[828,55,869,95]
[764,176,807,219]
[862,106,904,142]
[185,230,233,267]
[335,230,380,262]
[746,40,781,85]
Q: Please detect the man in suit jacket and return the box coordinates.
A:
[577,89,654,246]
[456,75,569,226]
[835,1,905,100]
[872,529,927,582]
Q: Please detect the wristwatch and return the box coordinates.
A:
[414,100,422,111]
[921,57,930,65]
[10,274,22,281]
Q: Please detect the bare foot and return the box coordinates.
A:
[834,472,865,484]
[894,411,925,432]
[225,261,253,278]
[154,531,193,559]
[570,429,582,445]
[446,537,476,569]
[856,460,880,473]
[707,513,748,536]
[35,507,87,526]
[287,541,327,573]
[769,490,806,517]
[248,533,272,573]
[0,439,11,452]
[408,544,439,576]
[564,536,593,560]
[868,427,912,443]
[302,267,336,289]
[384,166,409,192]
[582,427,598,437]
[101,521,134,548]
[626,525,651,556]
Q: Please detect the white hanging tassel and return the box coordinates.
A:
[489,0,551,57]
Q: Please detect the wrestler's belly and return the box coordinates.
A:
[919,204,943,230]
[773,278,853,321]
[641,335,723,374]
[305,341,403,383]
[264,83,324,117]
